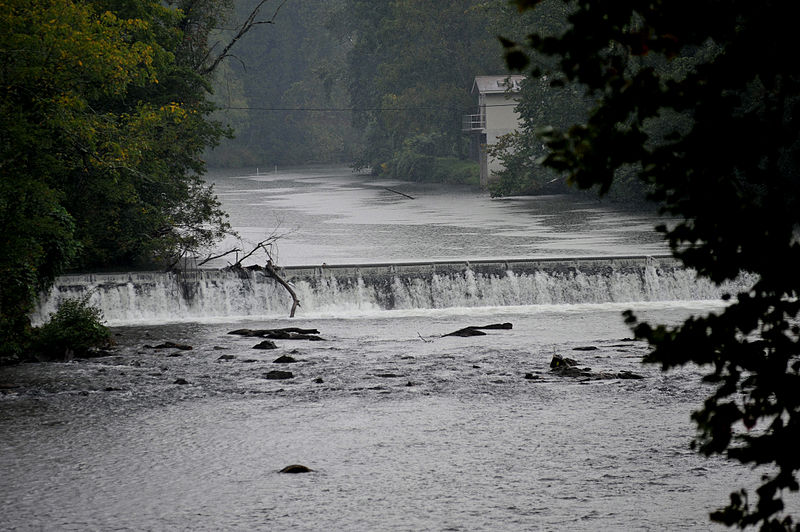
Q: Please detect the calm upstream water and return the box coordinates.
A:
[207,166,667,266]
[2,167,793,530]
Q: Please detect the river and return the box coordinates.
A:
[1,167,789,531]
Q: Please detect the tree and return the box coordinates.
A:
[0,0,241,361]
[505,1,800,528]
[336,0,519,178]
[206,0,358,168]
[486,73,591,196]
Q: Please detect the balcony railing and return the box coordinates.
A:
[462,113,485,132]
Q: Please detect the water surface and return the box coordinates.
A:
[3,168,788,531]
[208,167,667,266]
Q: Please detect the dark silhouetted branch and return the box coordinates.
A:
[201,0,289,75]
[264,261,300,318]
[385,187,415,199]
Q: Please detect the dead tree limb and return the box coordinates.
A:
[264,261,300,318]
[201,0,289,75]
[385,187,415,200]
[233,239,268,266]
[197,247,243,267]
[231,233,284,267]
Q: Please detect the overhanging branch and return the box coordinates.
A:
[201,0,289,75]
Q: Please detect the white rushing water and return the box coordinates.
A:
[36,258,754,326]
[5,168,794,531]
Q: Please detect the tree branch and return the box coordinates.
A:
[264,261,300,318]
[201,0,290,75]
[197,247,242,267]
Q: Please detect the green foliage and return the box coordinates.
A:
[203,1,545,181]
[487,72,592,196]
[33,296,111,361]
[487,130,566,196]
[335,0,525,179]
[383,133,479,185]
[486,0,586,196]
[1,0,233,358]
[206,0,357,167]
[509,0,800,528]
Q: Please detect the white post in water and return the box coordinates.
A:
[274,165,278,174]
[256,167,259,176]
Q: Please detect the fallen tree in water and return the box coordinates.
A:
[214,234,300,318]
[264,261,300,318]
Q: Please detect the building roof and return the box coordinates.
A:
[472,75,525,95]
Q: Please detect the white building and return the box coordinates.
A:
[463,75,525,186]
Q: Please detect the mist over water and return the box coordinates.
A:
[4,168,783,531]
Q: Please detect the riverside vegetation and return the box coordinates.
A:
[207,0,543,185]
[503,0,800,528]
[0,0,244,362]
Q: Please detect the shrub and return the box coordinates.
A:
[385,133,479,185]
[33,296,111,361]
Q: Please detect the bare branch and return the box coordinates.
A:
[201,0,290,75]
[218,227,299,317]
[231,236,277,267]
[197,247,242,267]
[264,261,300,318]
[385,187,415,199]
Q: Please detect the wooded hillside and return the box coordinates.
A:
[206,0,535,184]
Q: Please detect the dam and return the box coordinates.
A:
[35,255,752,325]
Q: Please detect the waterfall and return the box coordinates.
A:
[33,256,756,325]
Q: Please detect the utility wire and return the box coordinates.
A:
[217,103,518,112]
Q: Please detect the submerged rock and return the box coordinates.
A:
[263,331,325,341]
[217,354,236,361]
[273,355,298,363]
[264,370,293,380]
[616,370,645,379]
[146,342,192,351]
[173,378,189,385]
[551,365,594,378]
[443,327,486,337]
[229,327,322,339]
[548,357,646,380]
[279,464,313,474]
[443,323,513,337]
[477,323,513,330]
[228,329,260,336]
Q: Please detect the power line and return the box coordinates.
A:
[217,103,518,112]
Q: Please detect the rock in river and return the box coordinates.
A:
[279,464,313,474]
[443,323,513,337]
[253,340,278,350]
[146,341,193,351]
[550,355,578,368]
[548,355,645,380]
[264,370,294,380]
